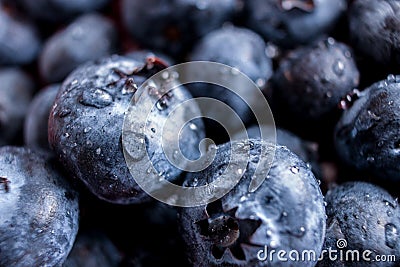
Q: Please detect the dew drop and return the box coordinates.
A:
[290,166,299,174]
[385,224,398,249]
[332,60,345,76]
[79,88,113,108]
[189,123,198,131]
[124,132,147,161]
[63,133,70,138]
[96,148,102,155]
[84,127,91,133]
[156,99,168,111]
[387,74,396,83]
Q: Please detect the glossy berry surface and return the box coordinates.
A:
[271,37,359,125]
[349,0,400,65]
[0,147,79,267]
[121,0,240,56]
[179,139,326,266]
[335,75,400,182]
[39,13,119,83]
[0,68,34,145]
[48,55,205,204]
[320,182,400,267]
[245,0,346,48]
[188,26,273,142]
[24,84,59,153]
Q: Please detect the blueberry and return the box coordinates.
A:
[245,0,346,48]
[120,0,240,56]
[349,0,400,65]
[48,55,205,204]
[334,75,400,182]
[320,182,400,266]
[64,230,122,267]
[270,37,359,136]
[39,13,119,83]
[0,146,79,266]
[0,68,34,145]
[0,5,41,65]
[16,0,110,22]
[24,84,60,152]
[188,26,273,143]
[179,139,326,266]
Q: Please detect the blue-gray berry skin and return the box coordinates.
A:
[319,182,400,267]
[0,147,79,267]
[334,75,400,182]
[24,84,60,153]
[245,0,346,48]
[48,55,205,204]
[188,26,273,142]
[64,230,122,267]
[0,68,34,146]
[16,0,110,22]
[120,0,240,56]
[179,139,326,267]
[271,37,359,123]
[349,0,400,65]
[0,6,41,65]
[39,13,119,83]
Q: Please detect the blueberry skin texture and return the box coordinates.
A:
[271,37,359,123]
[349,0,400,65]
[121,0,240,56]
[16,0,110,22]
[39,13,119,83]
[24,84,60,152]
[188,26,273,136]
[0,6,41,65]
[179,139,326,266]
[334,76,400,182]
[0,147,79,267]
[245,0,346,48]
[319,182,400,267]
[0,68,34,145]
[48,56,205,204]
[64,230,122,267]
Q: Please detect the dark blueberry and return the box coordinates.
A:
[245,0,346,48]
[16,0,110,22]
[24,84,60,152]
[349,0,400,65]
[0,68,34,145]
[270,37,359,137]
[125,49,175,66]
[39,13,119,83]
[121,0,241,56]
[334,75,400,182]
[188,26,273,142]
[0,146,79,266]
[179,139,326,266]
[0,5,41,65]
[48,55,205,204]
[64,230,122,267]
[319,182,400,266]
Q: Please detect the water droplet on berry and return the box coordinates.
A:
[79,88,113,108]
[290,166,299,174]
[96,148,102,155]
[387,74,396,83]
[58,108,71,118]
[385,224,398,249]
[332,59,345,76]
[124,132,147,161]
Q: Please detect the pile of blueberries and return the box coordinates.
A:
[1,0,400,266]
